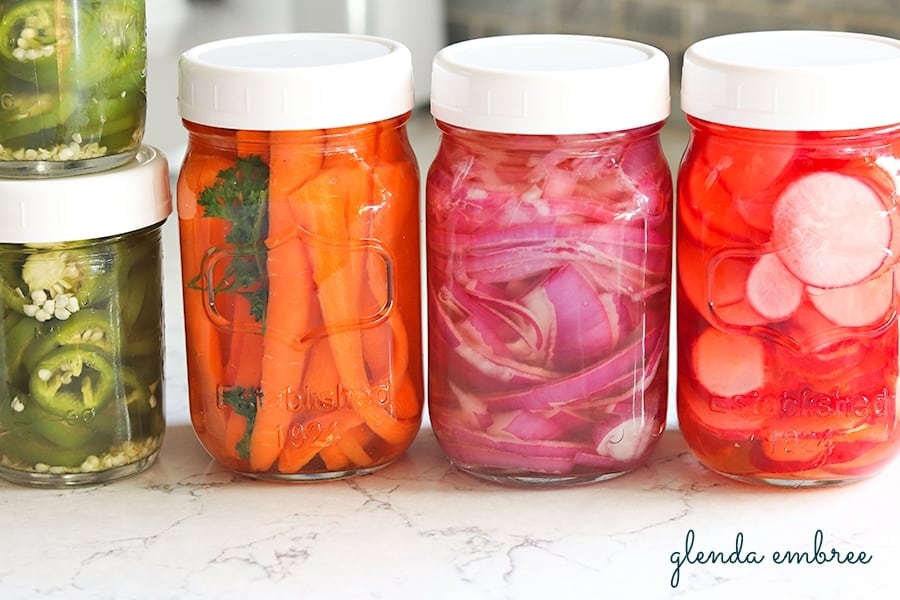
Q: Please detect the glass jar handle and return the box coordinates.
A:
[200,227,394,346]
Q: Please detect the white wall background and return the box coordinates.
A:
[146,0,444,171]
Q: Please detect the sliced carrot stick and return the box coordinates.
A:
[291,166,372,392]
[250,129,323,472]
[335,427,374,467]
[219,131,269,461]
[318,443,352,471]
[352,375,420,445]
[225,129,269,386]
[277,335,340,473]
[178,152,234,449]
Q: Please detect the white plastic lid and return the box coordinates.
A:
[178,33,415,130]
[430,34,670,134]
[682,30,900,131]
[0,146,172,244]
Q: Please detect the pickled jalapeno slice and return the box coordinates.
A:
[0,0,146,161]
[0,230,164,474]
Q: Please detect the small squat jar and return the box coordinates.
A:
[427,35,673,485]
[677,31,900,486]
[177,34,423,481]
[0,146,171,486]
[0,0,147,177]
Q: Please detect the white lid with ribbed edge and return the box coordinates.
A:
[430,34,670,134]
[682,30,900,131]
[178,33,415,130]
[0,146,171,244]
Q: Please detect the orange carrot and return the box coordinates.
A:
[316,422,374,472]
[291,166,372,392]
[276,335,339,472]
[219,131,270,462]
[178,150,234,450]
[250,129,324,471]
[225,130,269,387]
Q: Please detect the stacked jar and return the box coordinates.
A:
[677,31,900,486]
[426,35,673,485]
[176,34,423,481]
[0,1,171,487]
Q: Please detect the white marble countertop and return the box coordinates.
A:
[2,117,899,600]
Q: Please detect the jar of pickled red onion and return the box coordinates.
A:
[426,34,673,486]
[677,30,900,486]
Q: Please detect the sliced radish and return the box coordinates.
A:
[691,327,766,397]
[753,432,830,474]
[678,153,766,247]
[745,253,804,321]
[807,271,895,328]
[677,238,766,327]
[771,172,892,289]
[703,129,797,195]
[734,191,777,234]
[677,381,773,440]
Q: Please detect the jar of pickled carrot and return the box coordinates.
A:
[0,146,170,487]
[0,0,147,177]
[176,34,423,481]
[426,34,672,485]
[678,30,900,486]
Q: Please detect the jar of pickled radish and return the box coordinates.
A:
[677,30,900,486]
[177,34,423,481]
[0,146,170,487]
[426,34,672,485]
[0,0,146,177]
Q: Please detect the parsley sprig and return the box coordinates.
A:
[194,155,270,321]
[220,387,259,460]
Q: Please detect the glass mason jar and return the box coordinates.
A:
[677,31,900,486]
[0,146,170,487]
[0,0,146,177]
[426,35,673,485]
[177,34,423,481]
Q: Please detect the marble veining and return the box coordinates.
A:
[2,130,898,599]
[2,416,898,599]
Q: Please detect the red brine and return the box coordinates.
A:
[677,119,900,484]
[426,34,673,485]
[427,123,672,483]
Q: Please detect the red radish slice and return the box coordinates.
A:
[734,191,776,233]
[677,238,767,327]
[692,327,766,397]
[678,153,765,246]
[754,432,830,473]
[808,271,895,328]
[745,254,804,321]
[703,129,797,195]
[772,172,891,289]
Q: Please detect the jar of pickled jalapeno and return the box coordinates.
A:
[677,31,900,486]
[0,146,171,487]
[177,34,423,481]
[0,0,147,177]
[427,35,673,485]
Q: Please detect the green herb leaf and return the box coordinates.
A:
[195,155,270,322]
[220,386,259,461]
